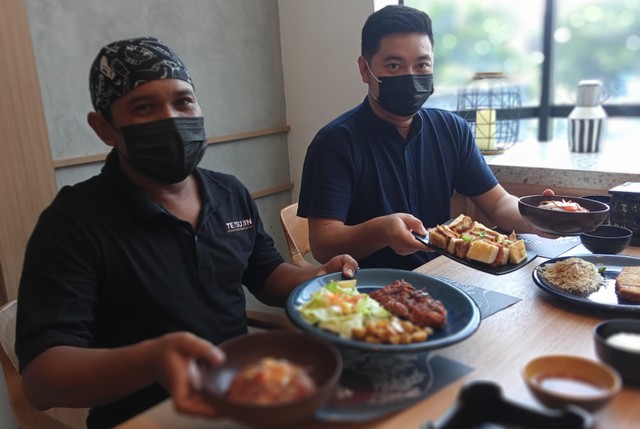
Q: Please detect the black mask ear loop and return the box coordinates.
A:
[365,61,383,104]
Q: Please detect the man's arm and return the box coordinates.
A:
[21,332,224,417]
[307,214,429,264]
[258,254,359,306]
[471,184,553,233]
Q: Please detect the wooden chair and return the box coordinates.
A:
[279,203,315,267]
[0,300,88,429]
[0,301,291,429]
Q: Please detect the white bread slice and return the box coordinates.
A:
[428,224,459,250]
[447,237,470,259]
[615,266,640,303]
[508,239,527,264]
[466,240,499,264]
[492,245,510,266]
[448,214,473,234]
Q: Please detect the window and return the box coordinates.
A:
[401,0,640,142]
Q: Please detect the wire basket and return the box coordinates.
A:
[457,72,521,154]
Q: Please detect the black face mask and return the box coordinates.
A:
[119,117,207,184]
[367,63,434,116]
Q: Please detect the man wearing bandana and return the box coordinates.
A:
[15,37,357,428]
[298,5,542,271]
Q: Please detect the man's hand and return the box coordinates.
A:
[152,332,225,417]
[316,254,359,278]
[383,213,430,256]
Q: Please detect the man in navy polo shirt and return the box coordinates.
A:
[298,5,539,271]
[15,37,357,429]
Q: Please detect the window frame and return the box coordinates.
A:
[399,0,640,141]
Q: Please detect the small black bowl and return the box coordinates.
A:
[580,225,632,254]
[594,319,640,385]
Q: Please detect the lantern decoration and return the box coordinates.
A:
[457,72,521,154]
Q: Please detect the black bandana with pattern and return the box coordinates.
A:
[89,37,193,115]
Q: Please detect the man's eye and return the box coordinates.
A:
[386,63,400,71]
[176,98,194,106]
[133,103,153,113]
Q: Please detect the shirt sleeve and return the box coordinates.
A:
[297,125,355,222]
[16,205,99,372]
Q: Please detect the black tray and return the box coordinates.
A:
[413,231,537,275]
[422,381,594,429]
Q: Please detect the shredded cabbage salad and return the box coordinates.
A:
[297,280,390,339]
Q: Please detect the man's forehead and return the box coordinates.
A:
[113,78,195,105]
[375,33,433,58]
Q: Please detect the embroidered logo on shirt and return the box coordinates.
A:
[226,218,254,233]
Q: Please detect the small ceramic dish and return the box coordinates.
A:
[522,354,621,411]
[594,319,640,385]
[518,195,609,236]
[200,330,342,428]
[580,225,632,254]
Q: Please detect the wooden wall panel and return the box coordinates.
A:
[0,0,57,304]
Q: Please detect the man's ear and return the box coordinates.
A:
[87,112,118,147]
[357,56,370,84]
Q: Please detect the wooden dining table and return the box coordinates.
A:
[116,244,640,429]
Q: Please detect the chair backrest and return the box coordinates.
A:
[0,301,87,429]
[279,203,315,267]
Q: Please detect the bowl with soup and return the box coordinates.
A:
[518,195,609,235]
[522,354,621,411]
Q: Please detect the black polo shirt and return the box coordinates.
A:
[298,99,498,270]
[16,150,284,428]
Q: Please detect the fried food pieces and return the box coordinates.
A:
[427,214,527,267]
[615,266,640,303]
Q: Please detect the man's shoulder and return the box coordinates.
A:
[197,169,250,196]
[315,103,363,138]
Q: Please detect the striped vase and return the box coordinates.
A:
[568,80,607,153]
[568,112,606,153]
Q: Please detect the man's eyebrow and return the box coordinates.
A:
[382,54,433,62]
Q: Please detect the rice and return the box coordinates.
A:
[538,257,603,294]
[606,332,640,353]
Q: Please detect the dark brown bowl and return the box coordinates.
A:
[518,195,609,235]
[580,225,632,254]
[201,330,342,428]
[594,319,640,385]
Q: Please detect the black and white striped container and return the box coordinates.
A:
[568,116,606,153]
[567,80,607,153]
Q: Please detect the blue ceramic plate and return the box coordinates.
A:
[532,254,640,313]
[286,269,481,353]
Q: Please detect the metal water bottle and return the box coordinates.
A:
[568,80,607,153]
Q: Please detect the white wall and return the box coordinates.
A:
[278,0,375,199]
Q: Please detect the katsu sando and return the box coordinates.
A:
[426,214,527,267]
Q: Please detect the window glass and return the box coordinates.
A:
[405,0,544,140]
[555,0,640,105]
[405,0,640,143]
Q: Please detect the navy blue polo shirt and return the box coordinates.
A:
[298,98,498,270]
[16,150,284,428]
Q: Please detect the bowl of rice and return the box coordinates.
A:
[594,319,640,385]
